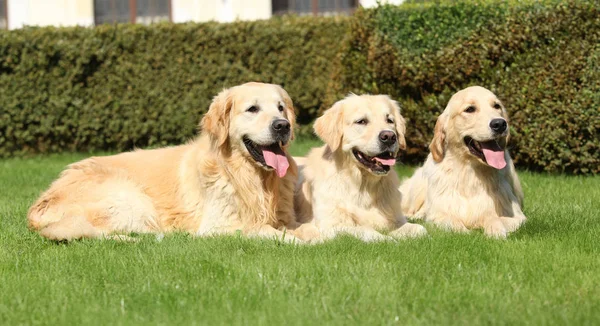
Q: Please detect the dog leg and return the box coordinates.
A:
[286,222,321,242]
[432,216,470,234]
[484,219,509,239]
[38,213,103,241]
[319,226,395,243]
[247,225,304,244]
[389,222,428,239]
[500,215,526,233]
[407,207,427,220]
[500,198,527,233]
[102,234,140,242]
[196,224,304,244]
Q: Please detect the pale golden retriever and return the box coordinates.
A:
[28,82,311,242]
[294,94,428,242]
[400,86,526,238]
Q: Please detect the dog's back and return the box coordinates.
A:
[28,146,188,240]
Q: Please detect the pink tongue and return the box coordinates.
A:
[262,149,289,178]
[482,148,506,169]
[374,157,397,167]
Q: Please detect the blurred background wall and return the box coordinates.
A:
[0,0,405,29]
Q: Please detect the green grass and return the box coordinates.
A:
[1,140,599,325]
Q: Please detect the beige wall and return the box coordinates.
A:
[360,0,404,8]
[172,0,217,23]
[172,0,271,23]
[171,0,399,24]
[7,0,403,29]
[230,0,271,22]
[8,0,93,29]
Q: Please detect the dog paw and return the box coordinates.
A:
[389,223,428,239]
[484,220,508,239]
[288,223,321,242]
[500,216,524,233]
[359,230,395,243]
[279,232,305,244]
[406,210,426,221]
[434,218,470,234]
[102,234,140,242]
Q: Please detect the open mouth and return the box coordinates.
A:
[243,137,289,178]
[352,149,396,175]
[463,136,507,169]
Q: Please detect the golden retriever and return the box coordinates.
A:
[294,94,428,242]
[28,82,311,242]
[400,86,526,238]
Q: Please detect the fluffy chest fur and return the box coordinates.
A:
[180,136,296,235]
[301,146,401,229]
[424,152,519,227]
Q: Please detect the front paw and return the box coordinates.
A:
[361,231,395,243]
[278,232,305,244]
[406,209,426,221]
[501,216,525,233]
[288,223,321,242]
[484,220,508,239]
[433,218,470,234]
[389,223,428,239]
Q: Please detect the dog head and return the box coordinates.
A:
[201,82,296,177]
[430,86,509,169]
[314,94,406,176]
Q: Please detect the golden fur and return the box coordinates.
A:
[294,94,427,242]
[28,82,312,242]
[400,86,526,238]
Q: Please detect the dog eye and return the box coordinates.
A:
[386,118,394,124]
[247,106,259,113]
[278,104,284,112]
[355,119,368,125]
[493,103,502,110]
[464,106,476,113]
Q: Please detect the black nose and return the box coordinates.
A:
[379,130,397,145]
[490,119,507,134]
[271,119,290,134]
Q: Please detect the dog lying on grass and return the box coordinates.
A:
[28,82,313,242]
[400,86,526,238]
[294,94,428,242]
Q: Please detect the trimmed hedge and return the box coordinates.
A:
[326,0,599,174]
[0,16,348,156]
[0,1,598,174]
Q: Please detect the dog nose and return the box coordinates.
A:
[271,119,290,134]
[379,130,397,145]
[490,119,507,134]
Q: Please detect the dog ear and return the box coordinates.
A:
[429,113,448,162]
[388,98,407,150]
[276,85,297,141]
[201,88,233,147]
[314,101,344,152]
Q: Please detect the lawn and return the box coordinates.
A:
[1,139,599,325]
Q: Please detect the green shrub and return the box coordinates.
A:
[0,1,598,174]
[0,16,348,156]
[326,0,599,174]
